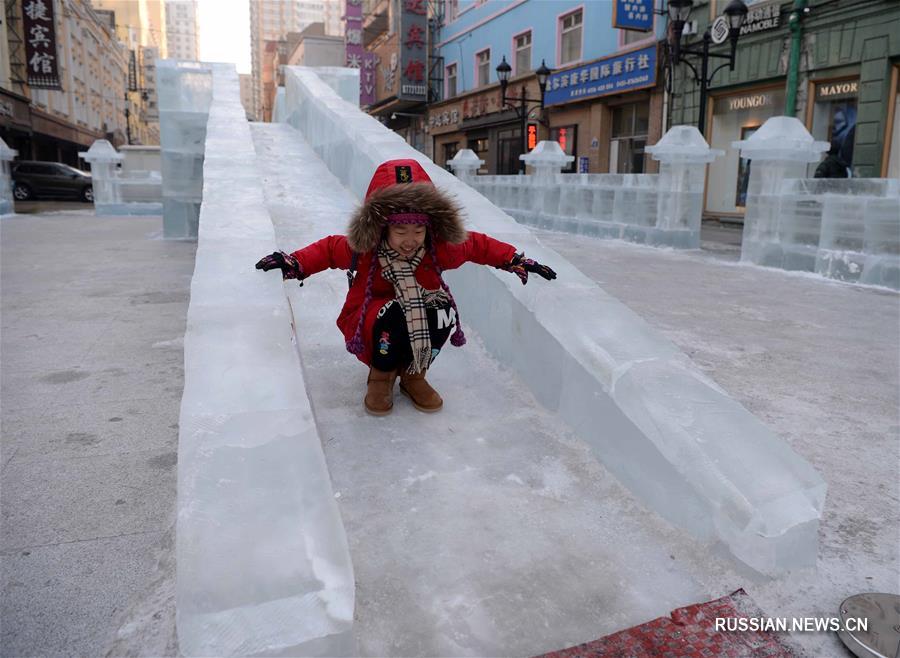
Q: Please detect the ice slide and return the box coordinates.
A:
[175,64,826,656]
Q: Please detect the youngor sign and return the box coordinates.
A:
[544,45,656,107]
[23,0,61,90]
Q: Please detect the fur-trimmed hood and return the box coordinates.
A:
[347,182,467,253]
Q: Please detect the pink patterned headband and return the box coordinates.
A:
[385,213,430,225]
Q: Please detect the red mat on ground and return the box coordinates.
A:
[535,589,802,658]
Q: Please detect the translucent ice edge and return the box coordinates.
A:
[282,65,826,576]
[741,175,900,290]
[175,63,355,657]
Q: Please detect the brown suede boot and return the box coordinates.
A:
[364,367,397,416]
[399,369,443,412]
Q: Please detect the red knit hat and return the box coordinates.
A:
[364,159,433,199]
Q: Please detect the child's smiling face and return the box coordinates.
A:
[387,224,427,257]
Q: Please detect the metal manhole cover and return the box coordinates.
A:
[837,592,900,658]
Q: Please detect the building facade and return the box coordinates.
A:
[358,0,445,158]
[426,0,666,175]
[92,0,169,145]
[165,0,200,61]
[286,23,345,68]
[249,0,342,121]
[239,73,254,120]
[668,0,900,221]
[1,0,128,164]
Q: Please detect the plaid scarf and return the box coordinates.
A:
[378,240,431,374]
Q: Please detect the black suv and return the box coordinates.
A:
[12,161,94,202]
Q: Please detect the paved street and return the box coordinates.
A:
[1,209,194,656]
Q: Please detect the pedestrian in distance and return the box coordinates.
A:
[256,158,557,416]
[814,140,851,179]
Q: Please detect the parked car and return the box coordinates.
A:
[11,161,93,202]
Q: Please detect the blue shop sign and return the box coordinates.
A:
[613,0,653,31]
[544,45,657,107]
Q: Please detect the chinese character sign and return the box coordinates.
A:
[22,0,61,89]
[613,0,653,31]
[544,45,656,106]
[527,124,538,151]
[345,0,375,105]
[398,0,428,101]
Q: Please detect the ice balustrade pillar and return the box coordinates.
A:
[80,141,164,215]
[734,117,829,270]
[736,117,899,289]
[80,140,123,212]
[646,126,724,249]
[459,128,721,249]
[520,140,574,179]
[280,65,827,576]
[158,60,213,238]
[446,148,483,184]
[0,137,17,216]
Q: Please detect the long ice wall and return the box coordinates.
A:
[175,63,354,656]
[282,65,826,576]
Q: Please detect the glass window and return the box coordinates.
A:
[443,142,458,170]
[888,81,900,179]
[560,9,582,65]
[515,31,531,75]
[707,88,786,215]
[610,102,649,174]
[476,49,490,87]
[497,126,524,174]
[808,80,858,176]
[444,0,459,23]
[469,135,489,174]
[446,63,457,97]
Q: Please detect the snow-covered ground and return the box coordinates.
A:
[252,122,898,657]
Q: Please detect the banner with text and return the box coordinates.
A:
[398,0,428,101]
[345,0,375,106]
[23,0,61,89]
[613,0,653,31]
[544,45,656,107]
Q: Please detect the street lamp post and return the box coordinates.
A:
[666,0,749,136]
[496,57,553,173]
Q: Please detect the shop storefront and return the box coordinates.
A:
[429,84,526,175]
[0,90,34,158]
[609,100,650,173]
[543,43,662,175]
[705,85,785,218]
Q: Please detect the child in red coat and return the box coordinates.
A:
[256,159,556,415]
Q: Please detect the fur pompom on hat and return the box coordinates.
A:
[346,159,469,354]
[346,159,467,253]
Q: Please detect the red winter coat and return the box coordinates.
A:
[291,232,516,365]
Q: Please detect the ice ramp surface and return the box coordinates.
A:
[252,120,728,657]
[175,64,354,656]
[282,65,826,576]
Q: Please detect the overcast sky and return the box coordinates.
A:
[197,0,251,74]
